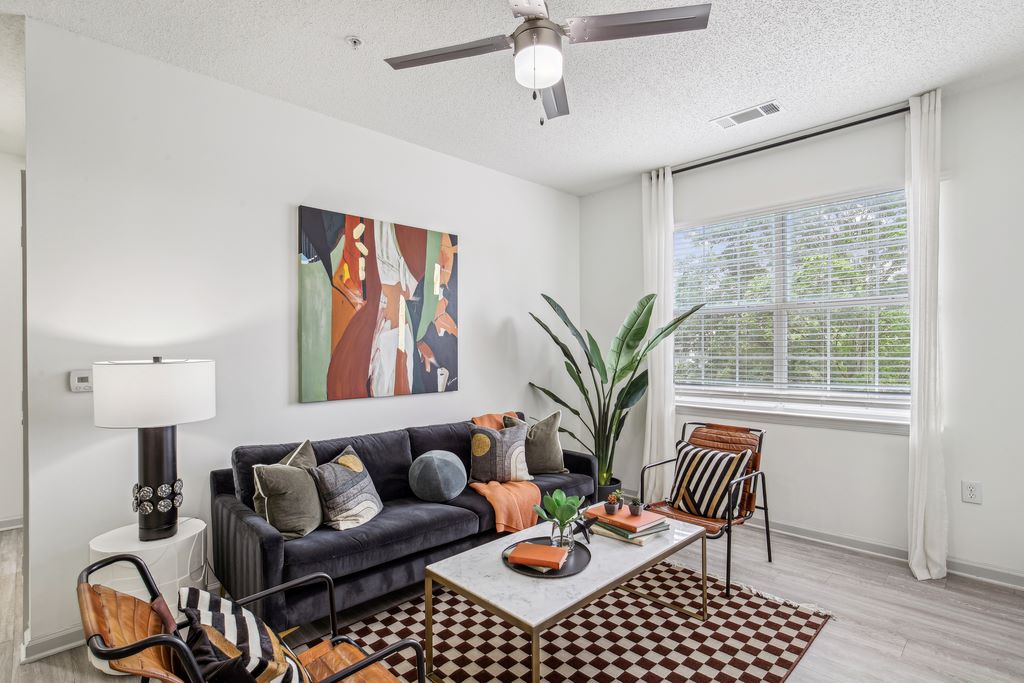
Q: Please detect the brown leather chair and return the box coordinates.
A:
[77,553,424,683]
[640,422,772,596]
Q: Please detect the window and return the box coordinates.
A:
[673,189,910,422]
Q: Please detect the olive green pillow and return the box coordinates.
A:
[504,411,568,475]
[252,440,322,539]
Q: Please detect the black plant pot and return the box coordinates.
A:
[597,477,622,506]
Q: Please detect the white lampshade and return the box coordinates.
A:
[514,43,563,90]
[93,358,216,429]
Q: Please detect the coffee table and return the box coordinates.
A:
[423,518,707,682]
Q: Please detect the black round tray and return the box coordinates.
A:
[502,536,591,579]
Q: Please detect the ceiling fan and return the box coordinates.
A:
[384,1,711,122]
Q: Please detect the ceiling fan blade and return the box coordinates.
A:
[385,34,511,70]
[509,0,549,20]
[541,79,569,120]
[565,4,711,44]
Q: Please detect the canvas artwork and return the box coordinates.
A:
[298,205,458,402]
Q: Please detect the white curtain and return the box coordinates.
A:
[640,167,676,503]
[906,90,948,580]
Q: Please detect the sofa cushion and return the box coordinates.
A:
[530,472,595,501]
[443,473,594,534]
[281,498,478,582]
[310,430,414,502]
[443,487,495,533]
[408,421,474,470]
[233,430,414,508]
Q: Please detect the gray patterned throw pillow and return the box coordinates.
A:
[309,446,383,530]
[469,422,531,483]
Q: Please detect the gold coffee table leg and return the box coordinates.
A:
[425,577,437,681]
[530,628,541,683]
[621,531,710,622]
[700,534,708,620]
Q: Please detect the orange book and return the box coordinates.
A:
[585,504,665,533]
[507,543,569,570]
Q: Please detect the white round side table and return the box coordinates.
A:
[87,518,206,674]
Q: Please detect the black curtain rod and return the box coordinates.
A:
[671,106,911,175]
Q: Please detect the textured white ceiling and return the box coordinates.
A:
[1,1,1024,194]
[0,14,24,156]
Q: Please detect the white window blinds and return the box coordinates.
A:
[673,189,909,406]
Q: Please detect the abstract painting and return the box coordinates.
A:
[298,205,458,402]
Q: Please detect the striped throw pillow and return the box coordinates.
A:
[179,587,305,682]
[669,443,752,519]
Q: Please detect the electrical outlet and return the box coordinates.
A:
[961,480,982,505]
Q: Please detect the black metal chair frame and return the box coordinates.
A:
[639,422,773,596]
[79,554,426,683]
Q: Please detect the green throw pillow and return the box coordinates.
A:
[252,440,322,539]
[504,411,568,475]
[469,422,531,483]
[309,446,383,530]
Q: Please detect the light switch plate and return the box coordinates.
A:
[69,370,93,392]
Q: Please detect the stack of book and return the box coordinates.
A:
[505,542,569,573]
[584,505,669,545]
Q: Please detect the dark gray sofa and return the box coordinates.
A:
[209,417,597,630]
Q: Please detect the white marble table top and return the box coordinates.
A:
[425,517,704,630]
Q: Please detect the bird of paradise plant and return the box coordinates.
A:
[529,293,703,488]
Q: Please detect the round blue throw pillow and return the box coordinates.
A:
[409,450,467,503]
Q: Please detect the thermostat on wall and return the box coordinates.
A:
[70,370,93,393]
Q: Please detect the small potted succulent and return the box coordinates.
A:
[613,489,625,510]
[604,492,619,515]
[628,496,643,516]
[534,489,584,552]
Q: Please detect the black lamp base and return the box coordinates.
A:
[134,426,183,542]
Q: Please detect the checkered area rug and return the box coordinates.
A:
[299,561,829,682]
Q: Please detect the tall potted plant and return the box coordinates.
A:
[529,293,703,501]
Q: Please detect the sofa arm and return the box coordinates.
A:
[562,449,599,503]
[211,494,284,621]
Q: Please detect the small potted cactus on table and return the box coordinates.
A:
[628,496,643,516]
[604,492,619,515]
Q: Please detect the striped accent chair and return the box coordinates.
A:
[640,422,772,596]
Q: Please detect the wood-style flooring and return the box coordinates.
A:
[2,525,1022,681]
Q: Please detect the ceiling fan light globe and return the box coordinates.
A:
[514,44,562,89]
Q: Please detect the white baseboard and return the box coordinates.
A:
[20,625,85,664]
[749,520,1024,590]
[0,516,23,531]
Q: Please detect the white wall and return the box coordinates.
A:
[580,82,1024,582]
[939,73,1024,578]
[23,20,580,649]
[0,151,23,525]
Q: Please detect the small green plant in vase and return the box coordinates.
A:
[534,489,584,552]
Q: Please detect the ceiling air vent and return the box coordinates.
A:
[712,100,782,129]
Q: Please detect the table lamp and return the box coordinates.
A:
[93,357,216,541]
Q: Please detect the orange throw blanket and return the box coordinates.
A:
[469,481,541,533]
